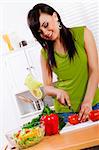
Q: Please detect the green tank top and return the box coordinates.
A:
[41,26,99,113]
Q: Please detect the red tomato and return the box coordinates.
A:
[68,114,80,125]
[89,109,99,121]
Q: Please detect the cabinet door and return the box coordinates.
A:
[25,43,43,83]
[5,50,30,93]
[5,49,44,117]
[26,45,57,83]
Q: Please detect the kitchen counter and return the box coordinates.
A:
[25,122,99,150]
[5,121,99,150]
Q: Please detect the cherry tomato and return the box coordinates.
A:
[89,109,99,121]
[68,114,80,125]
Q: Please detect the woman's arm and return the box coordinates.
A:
[79,27,99,121]
[40,52,55,95]
[40,53,71,106]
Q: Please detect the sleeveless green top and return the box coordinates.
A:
[41,26,99,113]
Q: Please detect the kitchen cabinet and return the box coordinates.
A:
[5,50,30,93]
[24,45,42,83]
[5,42,42,93]
[4,42,50,117]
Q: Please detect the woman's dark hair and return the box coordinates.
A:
[27,3,77,67]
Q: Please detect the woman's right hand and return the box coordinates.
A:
[55,89,71,107]
[43,85,71,106]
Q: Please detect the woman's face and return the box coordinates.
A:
[38,12,60,41]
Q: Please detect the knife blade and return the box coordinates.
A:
[68,106,75,113]
[64,99,75,113]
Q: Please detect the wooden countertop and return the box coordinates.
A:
[26,123,99,150]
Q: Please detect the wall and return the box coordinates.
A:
[1,0,99,48]
[0,0,99,149]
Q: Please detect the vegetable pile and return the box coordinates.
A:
[13,106,99,149]
[13,105,65,149]
[13,105,66,149]
[22,105,66,135]
[68,109,99,125]
[13,126,45,149]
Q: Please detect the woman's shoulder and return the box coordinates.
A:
[69,26,86,46]
[69,26,86,32]
[41,48,48,60]
[69,25,86,30]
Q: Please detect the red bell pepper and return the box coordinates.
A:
[40,113,59,136]
[89,109,99,121]
[68,114,80,125]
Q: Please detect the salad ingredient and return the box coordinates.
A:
[13,126,44,149]
[22,116,40,129]
[15,130,21,138]
[89,109,99,121]
[40,113,59,136]
[22,105,66,131]
[68,114,80,125]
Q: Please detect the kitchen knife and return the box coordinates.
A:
[64,99,75,113]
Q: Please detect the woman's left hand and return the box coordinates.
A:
[78,100,92,122]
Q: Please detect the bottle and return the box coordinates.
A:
[2,34,14,51]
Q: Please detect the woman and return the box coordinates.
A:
[27,3,99,122]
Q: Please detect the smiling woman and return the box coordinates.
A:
[1,1,99,150]
[27,3,99,123]
[38,12,60,41]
